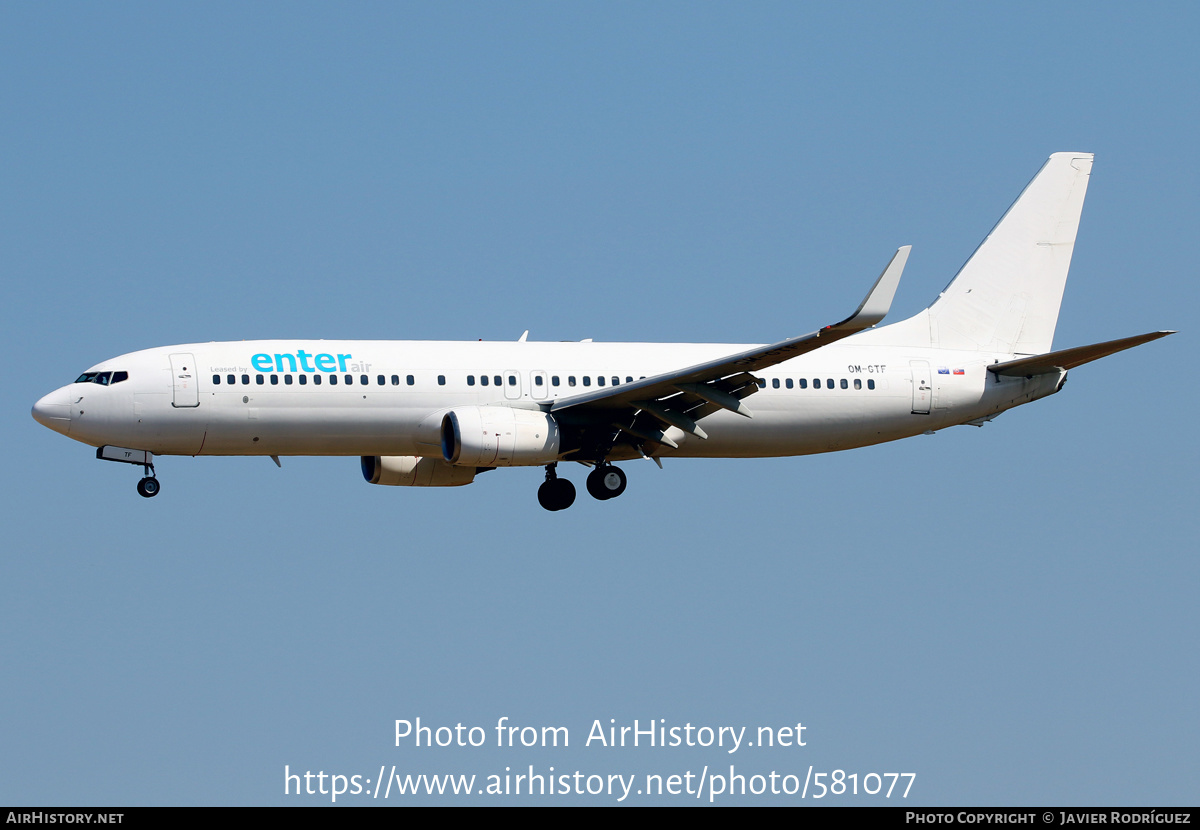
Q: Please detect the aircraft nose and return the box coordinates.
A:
[32,387,72,435]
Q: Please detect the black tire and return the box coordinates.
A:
[538,478,576,511]
[586,465,627,500]
[537,480,557,510]
[137,477,160,498]
[555,478,576,510]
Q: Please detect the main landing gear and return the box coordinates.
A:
[537,462,627,511]
[586,464,627,500]
[537,464,576,511]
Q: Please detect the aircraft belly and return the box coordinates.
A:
[197,397,428,456]
[119,393,207,454]
[668,394,919,458]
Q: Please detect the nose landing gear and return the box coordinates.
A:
[96,446,160,498]
[136,476,160,498]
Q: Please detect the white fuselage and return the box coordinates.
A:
[34,336,1063,463]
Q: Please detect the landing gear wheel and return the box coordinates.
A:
[586,465,627,500]
[537,478,576,511]
[137,477,160,498]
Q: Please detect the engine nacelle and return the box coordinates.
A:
[441,406,561,467]
[360,455,477,487]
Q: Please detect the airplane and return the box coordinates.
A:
[31,152,1173,510]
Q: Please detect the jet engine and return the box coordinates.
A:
[361,455,477,487]
[440,406,561,467]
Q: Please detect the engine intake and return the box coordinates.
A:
[441,406,561,467]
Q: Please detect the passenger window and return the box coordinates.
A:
[480,375,489,386]
[313,374,322,385]
[612,377,619,386]
[552,376,560,387]
[507,375,515,386]
[270,375,279,385]
[227,374,235,385]
[813,379,820,389]
[867,379,875,390]
[534,375,543,386]
[493,375,501,386]
[840,378,848,389]
[854,378,861,390]
[467,375,476,386]
[785,378,793,389]
[391,375,399,386]
[299,375,307,385]
[213,374,221,385]
[827,378,834,389]
[359,375,368,385]
[284,374,293,385]
[256,374,265,385]
[597,376,605,386]
[583,376,591,387]
[757,378,766,389]
[330,375,338,386]
[772,378,780,388]
[242,374,250,385]
[626,376,633,384]
[568,376,576,387]
[377,375,385,386]
[438,375,446,386]
[407,375,415,386]
[799,378,807,389]
[344,374,353,385]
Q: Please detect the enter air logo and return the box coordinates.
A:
[250,351,372,373]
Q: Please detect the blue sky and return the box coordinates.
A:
[2,2,1196,805]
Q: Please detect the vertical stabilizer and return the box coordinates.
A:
[927,152,1093,355]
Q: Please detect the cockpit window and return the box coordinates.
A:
[75,371,127,385]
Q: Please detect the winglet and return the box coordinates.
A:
[833,245,910,331]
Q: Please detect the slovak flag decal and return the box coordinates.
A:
[953,368,965,375]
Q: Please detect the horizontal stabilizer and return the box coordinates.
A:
[987,331,1175,377]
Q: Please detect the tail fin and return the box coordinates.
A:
[926,152,1093,355]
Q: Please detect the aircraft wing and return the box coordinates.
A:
[987,330,1175,377]
[549,247,909,452]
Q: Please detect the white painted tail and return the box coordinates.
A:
[869,153,1094,356]
[928,152,1093,355]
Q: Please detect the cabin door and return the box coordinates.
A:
[170,353,200,408]
[910,360,932,415]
